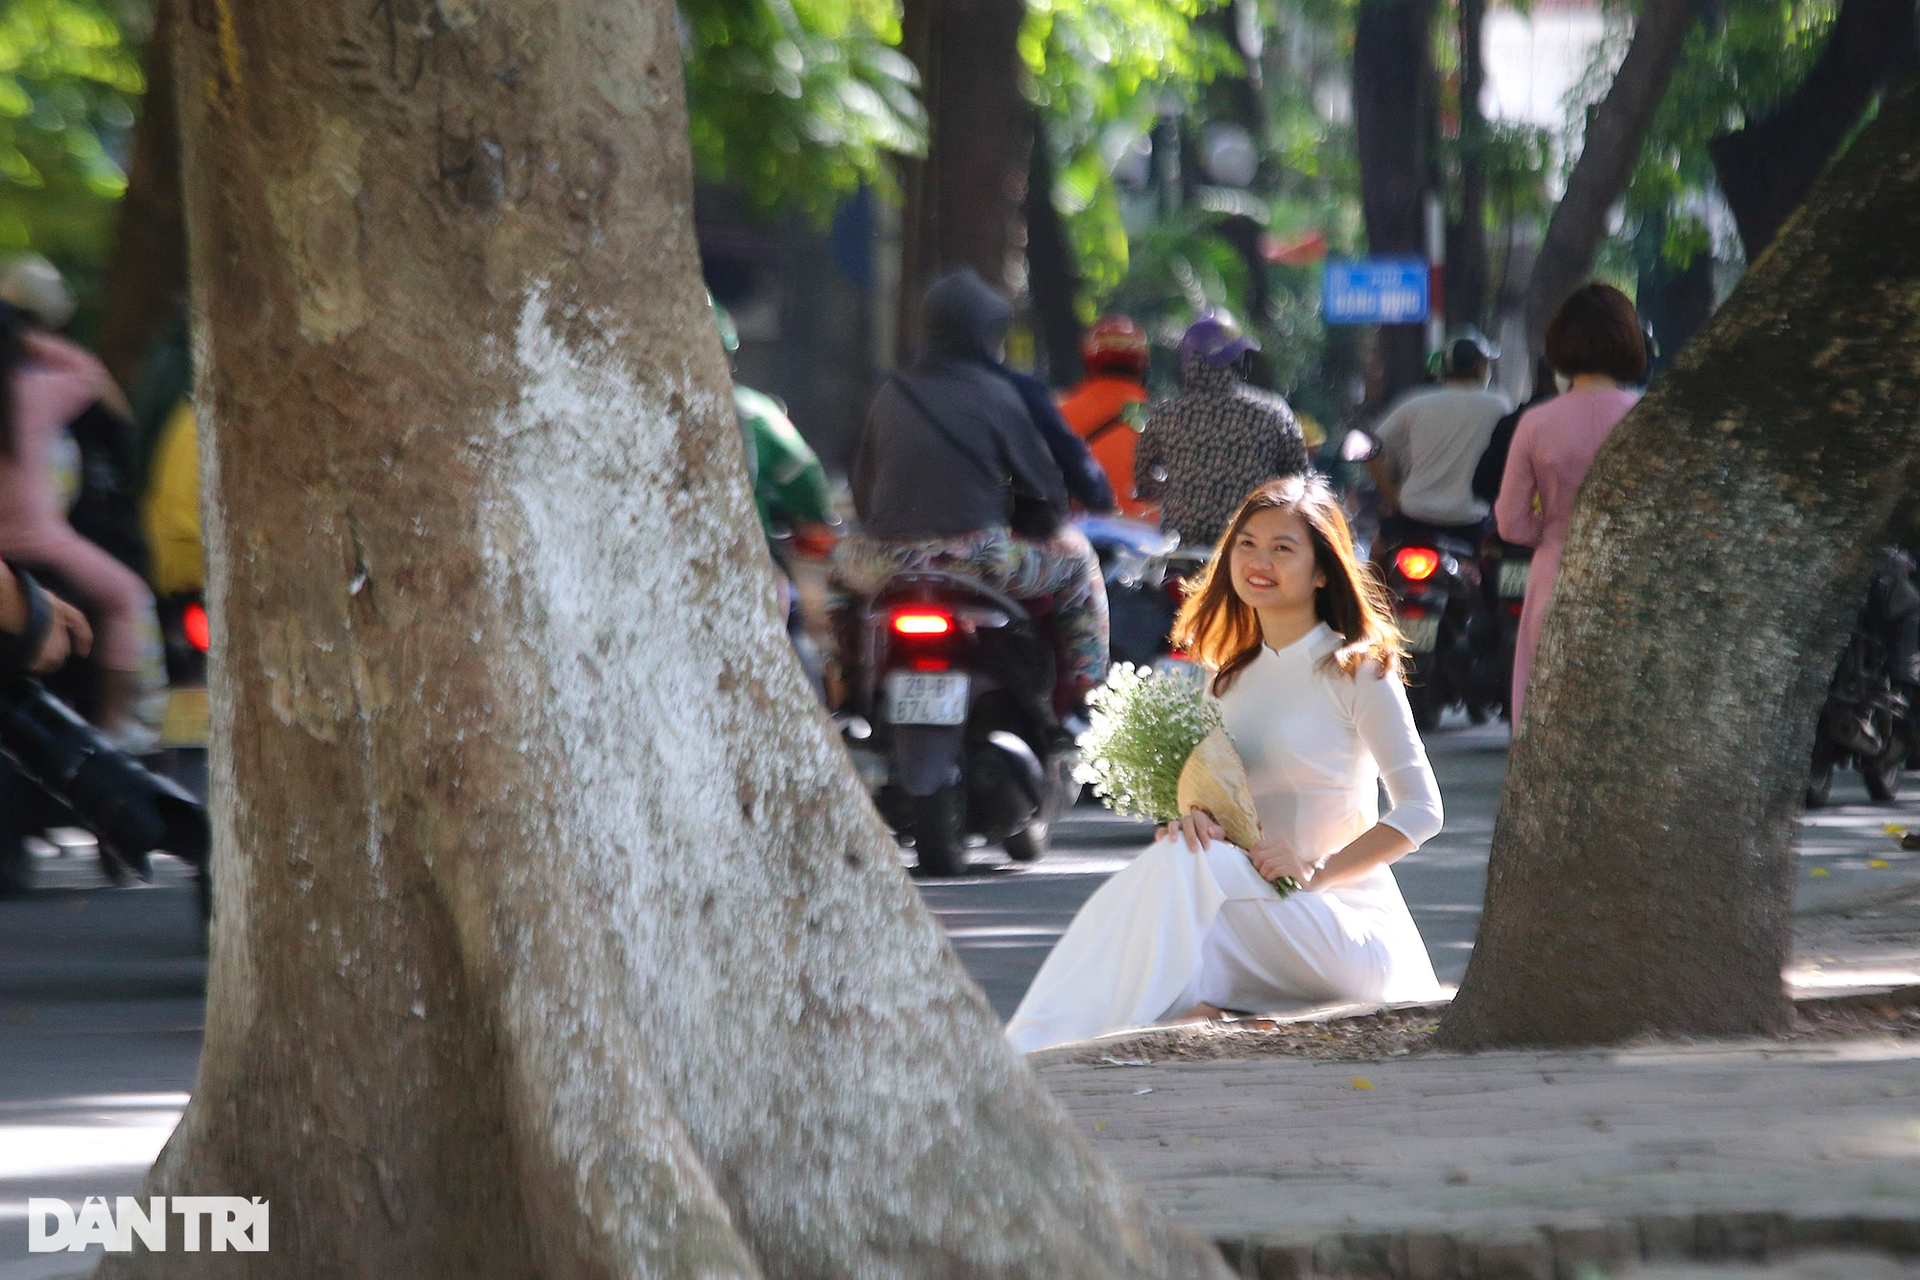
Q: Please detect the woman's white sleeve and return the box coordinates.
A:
[1353,666,1443,846]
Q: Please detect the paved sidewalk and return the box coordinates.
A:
[1040,1034,1920,1276]
[1032,886,1920,1277]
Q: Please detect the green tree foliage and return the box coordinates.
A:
[680,0,927,218]
[0,0,141,279]
[1024,0,1236,303]
[1579,0,1838,268]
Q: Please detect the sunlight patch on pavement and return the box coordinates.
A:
[0,1094,185,1187]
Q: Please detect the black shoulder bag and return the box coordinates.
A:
[889,375,1062,541]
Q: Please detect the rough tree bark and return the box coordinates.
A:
[1439,83,1920,1050]
[1445,0,1491,333]
[100,2,1232,1275]
[1522,0,1704,354]
[1708,0,1919,260]
[1352,0,1436,404]
[94,0,186,389]
[897,0,1032,360]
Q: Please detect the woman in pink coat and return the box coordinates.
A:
[1494,284,1647,722]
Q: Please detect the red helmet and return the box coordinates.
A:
[1081,316,1149,377]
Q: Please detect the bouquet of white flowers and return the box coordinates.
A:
[1077,663,1295,894]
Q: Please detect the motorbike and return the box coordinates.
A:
[0,675,210,921]
[1078,514,1181,667]
[1807,549,1920,808]
[837,571,1079,877]
[1378,528,1498,732]
[1483,540,1533,721]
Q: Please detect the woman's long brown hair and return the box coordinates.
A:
[1171,474,1405,695]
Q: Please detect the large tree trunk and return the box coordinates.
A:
[896,0,1032,361]
[101,2,1232,1275]
[1708,0,1919,261]
[1025,109,1085,386]
[1445,0,1491,334]
[1439,83,1920,1050]
[94,0,186,389]
[1352,0,1436,404]
[1522,0,1704,354]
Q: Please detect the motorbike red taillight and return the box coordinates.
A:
[1399,603,1430,621]
[891,610,953,637]
[183,602,211,653]
[1506,600,1524,618]
[1394,547,1440,582]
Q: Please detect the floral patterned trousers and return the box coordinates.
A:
[833,525,1110,687]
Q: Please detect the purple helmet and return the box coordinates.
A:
[1177,312,1260,372]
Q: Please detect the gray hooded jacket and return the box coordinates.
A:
[851,270,1068,541]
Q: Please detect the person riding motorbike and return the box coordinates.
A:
[835,268,1110,706]
[1135,313,1309,549]
[709,300,838,696]
[1060,316,1156,521]
[1366,332,1512,552]
[1473,353,1556,509]
[992,355,1115,517]
[0,272,160,748]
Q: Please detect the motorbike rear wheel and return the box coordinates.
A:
[1407,680,1441,734]
[0,838,31,897]
[908,785,968,878]
[1806,741,1837,810]
[1861,732,1906,803]
[1002,821,1048,863]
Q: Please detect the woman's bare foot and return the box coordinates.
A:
[1169,1002,1227,1024]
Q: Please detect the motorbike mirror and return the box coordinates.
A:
[1340,429,1377,463]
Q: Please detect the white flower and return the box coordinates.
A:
[1075,663,1223,824]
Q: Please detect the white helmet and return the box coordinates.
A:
[0,254,76,330]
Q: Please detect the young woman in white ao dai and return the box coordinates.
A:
[1007,478,1444,1054]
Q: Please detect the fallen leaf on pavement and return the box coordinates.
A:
[1351,1078,1374,1091]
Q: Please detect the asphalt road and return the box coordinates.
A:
[6,715,1920,1276]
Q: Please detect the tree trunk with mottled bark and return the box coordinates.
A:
[1708,0,1918,261]
[1026,110,1084,386]
[896,0,1031,361]
[1353,0,1436,404]
[95,0,186,389]
[1439,83,1920,1050]
[1522,0,1704,354]
[98,2,1233,1275]
[1446,0,1490,333]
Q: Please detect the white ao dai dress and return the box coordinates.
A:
[1005,623,1444,1053]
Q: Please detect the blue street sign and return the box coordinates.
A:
[1322,257,1431,325]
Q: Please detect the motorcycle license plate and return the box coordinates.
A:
[1498,560,1530,598]
[1402,616,1440,653]
[885,672,970,726]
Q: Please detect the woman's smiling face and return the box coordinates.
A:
[1229,507,1325,614]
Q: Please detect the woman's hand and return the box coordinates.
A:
[1158,809,1225,852]
[34,595,91,673]
[1246,836,1319,889]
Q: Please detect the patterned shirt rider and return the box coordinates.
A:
[1135,363,1311,548]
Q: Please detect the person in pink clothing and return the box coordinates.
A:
[1494,284,1648,722]
[0,303,154,738]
